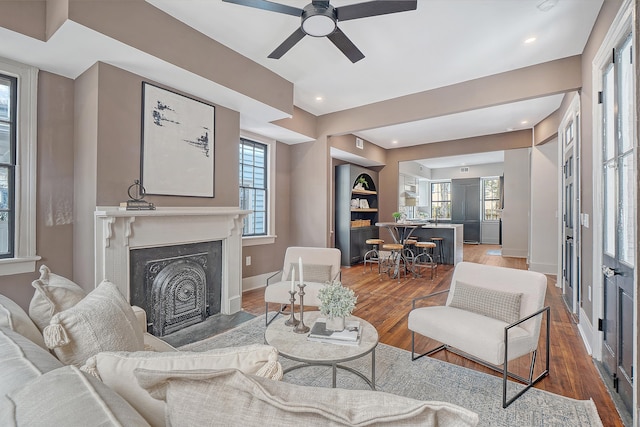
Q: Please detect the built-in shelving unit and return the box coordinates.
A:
[335,164,379,266]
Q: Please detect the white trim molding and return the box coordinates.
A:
[0,56,40,276]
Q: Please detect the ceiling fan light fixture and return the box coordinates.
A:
[301,4,337,37]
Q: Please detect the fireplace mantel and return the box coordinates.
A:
[94,207,250,314]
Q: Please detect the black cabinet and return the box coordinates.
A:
[335,164,379,266]
[451,178,481,244]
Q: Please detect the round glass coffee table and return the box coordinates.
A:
[264,311,379,389]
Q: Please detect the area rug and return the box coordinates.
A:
[181,314,603,427]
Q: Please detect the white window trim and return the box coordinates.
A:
[240,130,276,246]
[0,57,40,275]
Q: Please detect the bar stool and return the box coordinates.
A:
[363,238,384,273]
[430,237,445,264]
[403,239,418,267]
[381,243,405,281]
[413,241,437,279]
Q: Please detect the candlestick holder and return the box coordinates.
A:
[284,290,299,327]
[294,283,310,334]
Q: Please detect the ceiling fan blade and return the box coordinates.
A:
[268,27,306,59]
[327,28,365,63]
[336,0,417,22]
[222,0,302,17]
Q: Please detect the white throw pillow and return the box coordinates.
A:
[81,344,282,427]
[0,294,46,349]
[2,365,150,427]
[135,368,479,427]
[43,280,144,367]
[29,265,86,332]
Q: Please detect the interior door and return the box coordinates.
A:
[561,113,579,315]
[562,149,575,312]
[600,33,634,414]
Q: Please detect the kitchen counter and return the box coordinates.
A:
[411,223,464,265]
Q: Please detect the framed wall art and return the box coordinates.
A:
[141,82,215,197]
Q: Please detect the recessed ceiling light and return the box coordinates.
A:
[315,96,323,101]
[537,0,558,12]
[524,37,537,44]
[392,140,399,145]
[521,120,529,125]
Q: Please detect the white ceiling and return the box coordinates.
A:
[417,150,504,170]
[0,0,604,166]
[148,0,603,165]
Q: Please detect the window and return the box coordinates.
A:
[239,137,267,237]
[430,181,451,219]
[0,57,38,275]
[0,75,16,258]
[482,177,501,221]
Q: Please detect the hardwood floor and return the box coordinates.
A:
[241,244,623,426]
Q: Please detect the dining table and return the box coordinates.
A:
[375,222,421,278]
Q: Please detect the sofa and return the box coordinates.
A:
[0,266,479,426]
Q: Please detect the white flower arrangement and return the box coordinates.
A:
[318,281,357,319]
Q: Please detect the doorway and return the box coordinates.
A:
[595,21,635,415]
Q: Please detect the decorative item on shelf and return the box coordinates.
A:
[392,212,402,223]
[359,199,369,209]
[121,180,155,210]
[318,281,358,332]
[353,175,369,191]
[351,198,360,208]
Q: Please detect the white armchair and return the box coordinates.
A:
[408,261,550,408]
[264,247,341,325]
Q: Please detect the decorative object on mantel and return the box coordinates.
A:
[120,180,155,211]
[318,281,357,332]
[141,82,215,198]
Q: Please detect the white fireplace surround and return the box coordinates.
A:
[94,207,250,315]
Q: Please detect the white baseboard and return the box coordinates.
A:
[500,248,528,258]
[242,271,277,292]
[578,307,593,356]
[528,262,558,275]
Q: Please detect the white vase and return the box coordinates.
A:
[325,316,345,332]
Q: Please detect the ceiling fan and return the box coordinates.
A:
[222,0,418,63]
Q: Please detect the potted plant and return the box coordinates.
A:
[318,281,358,331]
[354,175,369,190]
[392,212,402,222]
